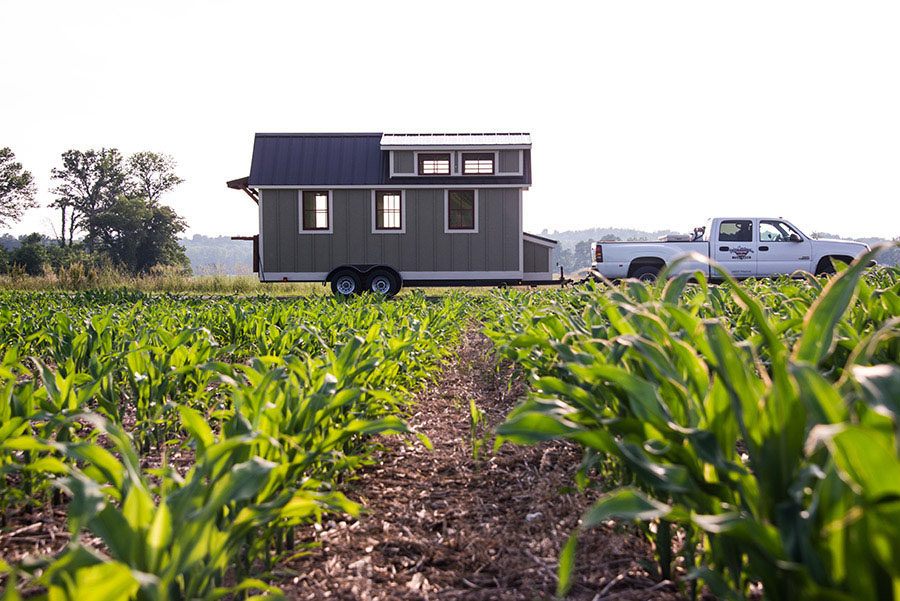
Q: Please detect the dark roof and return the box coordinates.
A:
[523,232,558,245]
[249,133,385,187]
[244,133,531,188]
[226,176,250,189]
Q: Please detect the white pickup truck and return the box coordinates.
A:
[590,217,870,282]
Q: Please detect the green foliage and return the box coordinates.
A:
[126,151,184,204]
[485,254,900,600]
[9,233,48,275]
[88,195,189,275]
[1,290,470,599]
[51,148,128,248]
[0,147,38,228]
[48,148,188,273]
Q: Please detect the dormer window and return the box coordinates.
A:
[418,153,450,175]
[462,153,494,175]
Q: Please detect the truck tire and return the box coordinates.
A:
[631,265,660,283]
[816,255,854,276]
[366,269,400,297]
[331,269,362,296]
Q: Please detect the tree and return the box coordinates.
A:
[50,148,127,247]
[10,233,48,275]
[573,240,593,271]
[127,151,184,204]
[0,148,38,228]
[88,195,189,274]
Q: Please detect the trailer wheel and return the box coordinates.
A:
[331,269,362,296]
[367,269,400,297]
[631,265,660,283]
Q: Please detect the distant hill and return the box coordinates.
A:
[180,235,254,276]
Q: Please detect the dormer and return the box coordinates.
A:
[381,133,531,184]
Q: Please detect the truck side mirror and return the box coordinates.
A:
[789,234,802,242]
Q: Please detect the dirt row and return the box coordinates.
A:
[277,327,680,600]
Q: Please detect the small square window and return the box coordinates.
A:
[376,191,402,230]
[418,153,450,175]
[302,191,330,231]
[462,153,494,175]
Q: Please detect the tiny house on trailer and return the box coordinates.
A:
[227,132,557,295]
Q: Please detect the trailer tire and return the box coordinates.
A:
[631,265,660,283]
[366,269,401,297]
[331,269,362,296]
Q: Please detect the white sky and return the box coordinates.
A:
[2,0,898,240]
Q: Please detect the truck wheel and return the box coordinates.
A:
[367,269,400,297]
[816,256,853,276]
[331,269,362,296]
[631,265,660,283]
[816,258,836,276]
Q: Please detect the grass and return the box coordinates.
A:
[0,265,568,297]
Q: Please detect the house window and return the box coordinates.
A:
[418,153,450,175]
[446,190,476,232]
[375,191,402,230]
[301,191,330,231]
[462,153,494,175]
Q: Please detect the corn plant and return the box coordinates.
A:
[486,249,900,600]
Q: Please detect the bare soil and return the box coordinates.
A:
[1,326,683,600]
[277,326,682,601]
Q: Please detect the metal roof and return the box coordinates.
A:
[249,133,385,187]
[380,133,531,147]
[523,232,558,246]
[244,133,531,188]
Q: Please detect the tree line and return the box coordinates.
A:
[0,147,188,276]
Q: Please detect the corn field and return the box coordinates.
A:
[0,291,469,600]
[486,250,900,600]
[2,249,900,600]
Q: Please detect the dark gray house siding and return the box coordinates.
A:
[260,188,521,276]
[523,239,551,273]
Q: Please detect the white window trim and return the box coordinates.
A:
[388,149,523,177]
[370,190,406,234]
[414,151,453,176]
[461,151,497,175]
[444,189,478,234]
[298,190,333,234]
[389,151,415,177]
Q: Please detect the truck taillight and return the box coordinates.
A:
[594,244,603,262]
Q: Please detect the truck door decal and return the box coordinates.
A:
[731,246,753,260]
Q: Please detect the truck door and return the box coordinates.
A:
[757,220,812,276]
[712,219,758,278]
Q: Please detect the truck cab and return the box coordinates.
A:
[711,217,810,277]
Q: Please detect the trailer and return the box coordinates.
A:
[228,133,560,295]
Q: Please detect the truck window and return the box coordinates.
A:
[760,220,802,242]
[719,220,752,242]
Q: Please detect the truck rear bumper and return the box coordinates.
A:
[591,263,629,279]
